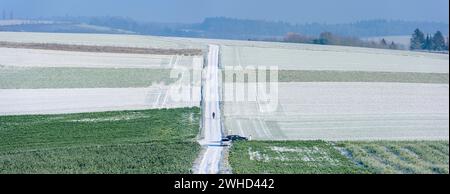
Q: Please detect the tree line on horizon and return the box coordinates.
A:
[3,16,448,39]
[410,29,448,51]
[276,32,403,50]
[1,15,449,52]
[276,29,449,52]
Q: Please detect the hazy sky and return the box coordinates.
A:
[1,0,448,24]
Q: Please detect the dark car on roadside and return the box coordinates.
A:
[222,135,248,142]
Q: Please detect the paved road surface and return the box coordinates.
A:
[195,45,223,174]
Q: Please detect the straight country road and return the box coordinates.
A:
[195,45,223,174]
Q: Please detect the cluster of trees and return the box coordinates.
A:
[283,32,401,49]
[410,29,448,51]
[378,38,401,50]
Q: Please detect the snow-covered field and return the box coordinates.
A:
[0,47,172,69]
[224,82,449,141]
[221,45,449,73]
[0,47,201,69]
[0,32,204,49]
[0,86,200,115]
[1,31,448,141]
[0,32,204,116]
[2,32,446,73]
[219,37,449,141]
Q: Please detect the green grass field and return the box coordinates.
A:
[336,141,449,174]
[0,66,177,89]
[229,141,368,174]
[278,70,449,83]
[229,140,449,174]
[222,70,449,84]
[0,107,201,174]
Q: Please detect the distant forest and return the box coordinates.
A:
[1,16,448,51]
[277,29,448,51]
[1,17,448,39]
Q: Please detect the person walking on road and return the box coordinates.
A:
[212,112,216,119]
